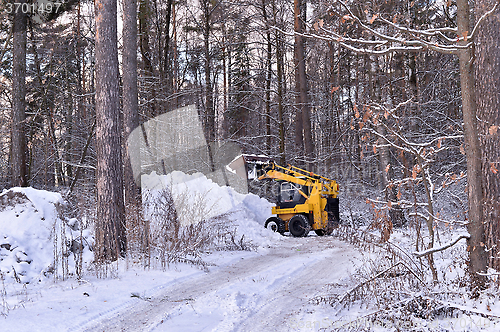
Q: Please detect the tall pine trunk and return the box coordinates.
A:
[11,2,28,187]
[475,0,500,271]
[262,0,272,155]
[201,0,215,171]
[274,26,286,164]
[294,0,314,170]
[95,0,126,262]
[123,0,145,256]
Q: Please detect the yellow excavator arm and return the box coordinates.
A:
[258,162,339,198]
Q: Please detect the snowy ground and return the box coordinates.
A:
[0,174,362,332]
[1,174,499,331]
[1,217,362,332]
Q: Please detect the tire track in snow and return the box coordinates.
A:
[77,237,359,332]
[235,240,358,332]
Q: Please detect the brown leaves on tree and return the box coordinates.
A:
[491,163,498,174]
[462,31,468,42]
[313,19,324,31]
[412,165,421,179]
[488,125,498,136]
[341,15,351,23]
[362,109,372,123]
[369,206,393,242]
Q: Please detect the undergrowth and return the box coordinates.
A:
[136,186,253,271]
[313,224,500,331]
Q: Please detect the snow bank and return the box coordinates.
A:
[142,171,281,247]
[0,172,277,284]
[0,187,91,284]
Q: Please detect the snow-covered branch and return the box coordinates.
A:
[413,234,470,258]
[296,0,500,58]
[469,1,500,40]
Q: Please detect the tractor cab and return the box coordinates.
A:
[277,181,307,208]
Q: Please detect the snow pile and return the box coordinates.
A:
[0,188,92,284]
[142,171,280,247]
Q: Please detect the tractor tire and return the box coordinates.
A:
[265,217,285,235]
[288,214,311,237]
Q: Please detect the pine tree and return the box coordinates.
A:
[94,0,126,261]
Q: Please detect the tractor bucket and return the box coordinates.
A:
[226,154,273,180]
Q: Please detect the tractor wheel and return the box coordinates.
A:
[288,215,311,237]
[265,217,285,235]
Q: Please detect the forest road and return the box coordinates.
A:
[79,236,360,332]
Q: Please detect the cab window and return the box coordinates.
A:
[281,182,303,202]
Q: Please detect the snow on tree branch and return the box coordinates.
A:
[413,234,470,258]
[282,0,500,57]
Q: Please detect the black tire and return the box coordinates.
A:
[265,217,285,235]
[288,214,311,237]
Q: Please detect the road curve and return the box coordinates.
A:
[77,236,360,332]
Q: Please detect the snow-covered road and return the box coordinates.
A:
[79,236,360,332]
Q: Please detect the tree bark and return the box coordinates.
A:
[274,14,286,165]
[457,0,488,288]
[139,0,156,117]
[95,0,126,262]
[474,0,500,271]
[162,0,173,84]
[201,0,215,171]
[202,0,215,143]
[294,0,314,170]
[123,0,145,254]
[262,0,272,155]
[11,2,28,187]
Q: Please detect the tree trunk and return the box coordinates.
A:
[139,0,156,117]
[201,0,215,171]
[123,0,146,256]
[457,0,487,288]
[294,0,314,170]
[275,28,286,165]
[11,2,28,187]
[95,0,126,262]
[162,0,173,96]
[202,0,214,143]
[262,0,272,155]
[475,0,500,272]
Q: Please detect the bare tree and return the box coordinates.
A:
[123,0,145,255]
[95,0,126,261]
[457,0,487,289]
[297,0,495,288]
[11,1,28,187]
[293,0,314,169]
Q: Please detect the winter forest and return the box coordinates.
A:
[1,0,500,330]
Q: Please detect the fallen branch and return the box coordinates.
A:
[413,234,470,258]
[420,296,500,320]
[335,261,424,308]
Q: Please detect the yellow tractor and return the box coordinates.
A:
[241,156,340,237]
